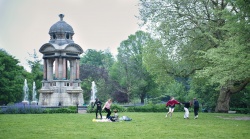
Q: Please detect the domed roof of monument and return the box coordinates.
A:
[49,14,74,35]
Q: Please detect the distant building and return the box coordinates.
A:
[38,14,84,106]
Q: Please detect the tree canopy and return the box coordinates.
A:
[0,49,31,105]
[139,0,250,112]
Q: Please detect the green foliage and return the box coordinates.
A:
[230,85,250,109]
[111,31,158,103]
[43,107,76,114]
[127,104,165,112]
[110,104,126,112]
[229,108,250,114]
[68,106,77,111]
[0,49,31,105]
[188,77,219,110]
[138,0,250,112]
[79,49,115,103]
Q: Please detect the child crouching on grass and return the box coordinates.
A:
[109,109,119,122]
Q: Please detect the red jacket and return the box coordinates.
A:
[166,99,180,107]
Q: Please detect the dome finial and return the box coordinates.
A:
[59,14,64,21]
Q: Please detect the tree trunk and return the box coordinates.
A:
[215,79,250,113]
[215,86,232,113]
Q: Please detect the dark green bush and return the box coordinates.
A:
[43,108,76,114]
[127,104,168,112]
[111,104,126,112]
[68,106,77,112]
[230,108,250,114]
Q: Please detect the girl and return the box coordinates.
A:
[102,99,112,119]
[182,101,191,119]
[166,97,181,118]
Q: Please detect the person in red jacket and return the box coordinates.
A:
[165,97,181,118]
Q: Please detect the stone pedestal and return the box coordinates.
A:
[31,101,38,105]
[22,101,29,105]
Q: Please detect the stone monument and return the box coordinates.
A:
[38,14,84,106]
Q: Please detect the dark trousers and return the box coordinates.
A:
[96,108,102,119]
[194,107,199,116]
[104,107,111,118]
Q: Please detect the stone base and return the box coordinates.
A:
[38,92,84,106]
[31,101,38,105]
[22,101,29,105]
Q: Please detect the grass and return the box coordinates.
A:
[0,112,249,139]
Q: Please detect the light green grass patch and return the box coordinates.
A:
[0,112,249,139]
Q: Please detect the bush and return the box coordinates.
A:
[230,108,250,114]
[127,104,181,112]
[1,103,44,114]
[86,103,188,113]
[111,104,126,112]
[43,108,76,114]
[0,103,77,114]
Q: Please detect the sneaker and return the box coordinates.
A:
[165,115,168,118]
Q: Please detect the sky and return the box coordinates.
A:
[0,0,142,71]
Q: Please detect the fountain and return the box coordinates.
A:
[22,79,29,105]
[90,81,97,104]
[31,81,37,105]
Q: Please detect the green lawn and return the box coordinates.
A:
[0,112,249,139]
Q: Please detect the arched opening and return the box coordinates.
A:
[66,33,69,39]
[53,34,56,39]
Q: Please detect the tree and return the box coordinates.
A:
[110,31,157,103]
[79,49,115,103]
[139,0,250,112]
[0,49,31,105]
[27,49,43,101]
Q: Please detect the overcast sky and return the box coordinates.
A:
[0,0,141,71]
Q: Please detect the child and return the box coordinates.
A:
[181,101,191,119]
[193,98,199,119]
[109,109,119,122]
[93,98,102,119]
[166,97,181,118]
[102,99,112,119]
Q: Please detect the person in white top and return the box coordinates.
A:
[110,109,119,122]
[102,99,112,119]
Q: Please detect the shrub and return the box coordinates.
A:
[1,103,44,114]
[230,108,250,114]
[43,108,76,114]
[87,104,126,113]
[127,104,165,112]
[126,104,185,112]
[110,104,126,112]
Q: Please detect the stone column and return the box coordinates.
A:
[46,59,50,80]
[70,60,73,81]
[70,60,76,80]
[58,58,62,79]
[43,59,47,80]
[48,59,54,81]
[63,58,66,79]
[55,58,58,79]
[76,59,80,79]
